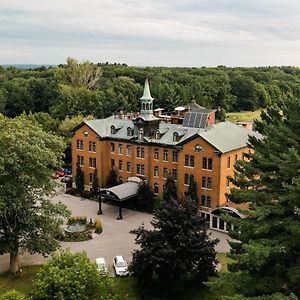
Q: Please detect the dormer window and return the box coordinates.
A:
[127,127,133,137]
[195,144,203,152]
[139,128,144,140]
[155,130,160,139]
[111,125,116,134]
[173,132,179,142]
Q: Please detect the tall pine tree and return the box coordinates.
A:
[211,99,300,298]
[163,175,177,202]
[75,163,85,193]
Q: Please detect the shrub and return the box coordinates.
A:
[94,219,103,234]
[0,290,27,300]
[65,187,78,195]
[67,216,87,225]
[80,190,94,199]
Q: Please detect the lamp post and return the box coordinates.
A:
[97,194,103,215]
[117,201,123,220]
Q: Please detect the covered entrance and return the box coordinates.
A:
[98,177,141,219]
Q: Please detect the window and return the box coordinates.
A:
[208,158,213,170]
[89,157,96,168]
[234,154,238,164]
[203,157,213,170]
[226,177,230,188]
[111,125,116,134]
[173,132,179,142]
[111,159,115,168]
[126,162,131,172]
[89,141,96,152]
[163,150,168,161]
[184,173,190,185]
[126,145,131,156]
[137,147,141,158]
[141,165,145,175]
[227,157,231,168]
[141,147,145,158]
[137,164,145,175]
[89,173,93,183]
[127,127,133,136]
[190,156,194,167]
[77,139,84,150]
[172,169,177,180]
[172,151,178,162]
[118,144,123,155]
[202,176,207,188]
[154,148,159,160]
[202,157,207,169]
[111,142,115,153]
[185,155,194,167]
[139,128,144,140]
[155,130,160,139]
[154,166,159,177]
[195,144,203,152]
[77,155,84,166]
[119,160,123,171]
[119,176,123,183]
[163,168,168,178]
[154,183,159,194]
[201,196,212,208]
[207,177,212,189]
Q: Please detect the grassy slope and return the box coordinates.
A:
[0,253,232,299]
[226,109,263,122]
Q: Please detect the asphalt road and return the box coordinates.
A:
[0,190,231,273]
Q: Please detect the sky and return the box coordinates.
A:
[1,0,300,67]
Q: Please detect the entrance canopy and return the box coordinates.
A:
[211,206,245,219]
[100,181,139,201]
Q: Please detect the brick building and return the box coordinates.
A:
[71,79,261,230]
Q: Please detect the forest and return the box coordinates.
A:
[1,58,300,124]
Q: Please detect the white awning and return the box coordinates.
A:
[101,181,139,201]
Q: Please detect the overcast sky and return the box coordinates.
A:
[1,0,300,67]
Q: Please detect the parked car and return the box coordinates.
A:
[51,172,59,179]
[96,257,108,276]
[113,256,129,277]
[56,169,65,177]
[61,175,73,188]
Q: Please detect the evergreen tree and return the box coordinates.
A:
[92,169,100,194]
[130,197,218,298]
[211,99,300,298]
[75,163,85,192]
[187,175,198,205]
[136,182,155,212]
[163,175,177,202]
[106,168,119,188]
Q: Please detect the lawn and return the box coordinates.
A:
[226,109,263,122]
[0,253,232,299]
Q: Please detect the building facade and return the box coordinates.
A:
[71,79,261,229]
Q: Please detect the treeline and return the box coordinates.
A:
[1,58,300,122]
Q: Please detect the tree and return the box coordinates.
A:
[130,197,218,298]
[211,99,300,298]
[106,168,119,188]
[136,182,155,212]
[75,163,85,193]
[162,175,177,202]
[0,115,70,274]
[31,250,114,300]
[64,57,102,89]
[92,169,100,194]
[187,175,198,205]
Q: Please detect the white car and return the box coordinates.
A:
[96,257,108,275]
[113,255,129,277]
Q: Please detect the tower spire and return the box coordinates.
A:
[140,78,153,101]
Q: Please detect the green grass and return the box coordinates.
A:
[0,254,233,299]
[0,265,41,296]
[226,109,263,122]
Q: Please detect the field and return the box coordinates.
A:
[226,109,263,122]
[0,253,232,299]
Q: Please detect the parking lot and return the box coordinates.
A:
[0,189,231,273]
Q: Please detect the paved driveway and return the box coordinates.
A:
[0,191,231,273]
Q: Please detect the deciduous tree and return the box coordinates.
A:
[0,115,70,274]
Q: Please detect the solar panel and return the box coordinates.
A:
[183,112,208,128]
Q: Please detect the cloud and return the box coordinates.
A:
[0,0,300,66]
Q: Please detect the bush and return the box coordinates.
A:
[80,190,94,199]
[67,216,87,225]
[65,187,78,195]
[94,219,103,234]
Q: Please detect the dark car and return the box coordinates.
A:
[61,176,73,188]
